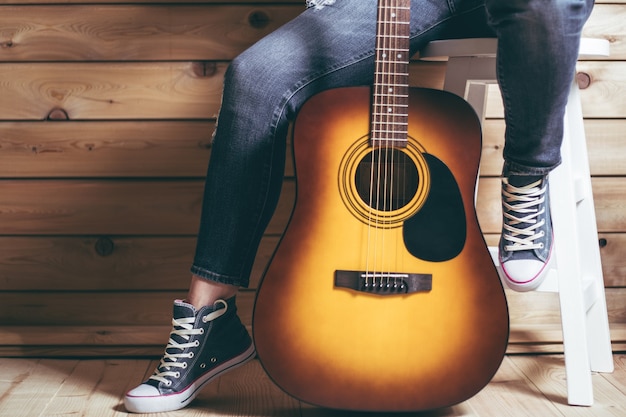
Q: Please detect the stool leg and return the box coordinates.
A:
[550,79,614,406]
[550,146,593,406]
[561,80,614,375]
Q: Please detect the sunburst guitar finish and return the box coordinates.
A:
[253,86,509,412]
[253,1,508,411]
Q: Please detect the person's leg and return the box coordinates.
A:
[189,0,491,295]
[125,0,491,413]
[485,0,594,290]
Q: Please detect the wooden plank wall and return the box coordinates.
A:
[0,0,624,357]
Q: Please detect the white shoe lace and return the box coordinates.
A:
[149,300,228,386]
[502,178,547,252]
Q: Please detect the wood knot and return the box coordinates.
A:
[191,61,217,78]
[95,237,115,257]
[46,108,70,120]
[576,72,592,90]
[1,40,13,48]
[248,10,270,29]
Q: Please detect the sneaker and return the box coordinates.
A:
[499,174,553,292]
[124,297,255,413]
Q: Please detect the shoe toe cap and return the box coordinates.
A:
[501,259,548,291]
[126,383,161,398]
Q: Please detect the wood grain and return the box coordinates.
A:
[0,355,624,416]
[0,176,624,236]
[479,119,626,177]
[0,0,624,357]
[0,61,623,121]
[484,62,626,119]
[0,62,227,120]
[0,119,621,179]
[0,121,213,178]
[0,5,302,61]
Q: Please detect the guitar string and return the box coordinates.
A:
[367,0,382,287]
[388,0,401,288]
[368,0,408,289]
[395,0,410,289]
[389,0,398,287]
[370,0,385,287]
[377,0,387,288]
[384,0,401,289]
[382,0,393,286]
[376,0,390,288]
[384,0,409,289]
[370,0,391,289]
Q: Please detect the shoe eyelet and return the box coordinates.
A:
[194,340,200,347]
[210,357,217,363]
[174,372,180,378]
[199,328,205,334]
[181,362,188,369]
[188,352,194,358]
[539,243,544,249]
[200,363,206,369]
[165,380,172,387]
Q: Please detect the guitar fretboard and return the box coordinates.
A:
[371,0,411,148]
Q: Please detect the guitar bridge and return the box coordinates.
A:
[334,270,432,295]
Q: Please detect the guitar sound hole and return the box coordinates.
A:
[355,149,419,212]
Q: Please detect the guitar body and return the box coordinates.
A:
[253,86,508,412]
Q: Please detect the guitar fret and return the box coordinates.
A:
[375,72,409,76]
[374,100,409,105]
[374,112,406,119]
[374,62,409,67]
[373,113,408,117]
[373,97,409,102]
[378,20,410,24]
[373,103,409,107]
[374,82,408,86]
[371,136,409,141]
[378,47,408,51]
[372,127,409,131]
[372,129,410,132]
[377,34,410,38]
[373,115,408,119]
[374,89,408,93]
[377,57,408,62]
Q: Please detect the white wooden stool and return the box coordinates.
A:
[419,38,614,406]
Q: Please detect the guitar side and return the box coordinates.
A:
[253,86,509,412]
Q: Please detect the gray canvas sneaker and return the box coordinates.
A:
[124,297,255,413]
[499,174,554,292]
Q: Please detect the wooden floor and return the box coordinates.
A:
[1,354,625,417]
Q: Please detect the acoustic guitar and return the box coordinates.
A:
[253,0,509,411]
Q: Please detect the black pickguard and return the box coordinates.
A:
[403,154,466,262]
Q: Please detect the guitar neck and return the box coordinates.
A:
[371,0,411,148]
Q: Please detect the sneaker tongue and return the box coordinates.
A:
[507,174,544,187]
[172,299,197,320]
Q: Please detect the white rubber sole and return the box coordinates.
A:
[124,343,256,413]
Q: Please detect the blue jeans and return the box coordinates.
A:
[191,0,594,287]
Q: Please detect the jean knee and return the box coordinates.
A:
[486,0,593,31]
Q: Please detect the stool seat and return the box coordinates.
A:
[420,37,610,60]
[419,37,614,406]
